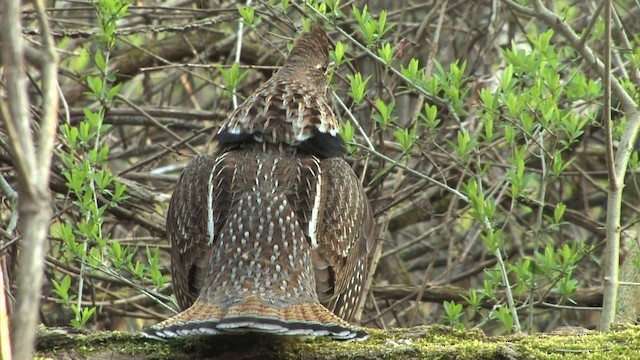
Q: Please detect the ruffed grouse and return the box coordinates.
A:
[144,25,375,340]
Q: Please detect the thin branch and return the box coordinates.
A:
[600,0,618,332]
[233,0,252,109]
[500,0,535,16]
[23,13,236,38]
[33,0,60,182]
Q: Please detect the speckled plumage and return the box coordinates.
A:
[145,26,375,341]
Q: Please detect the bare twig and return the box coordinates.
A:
[372,284,603,308]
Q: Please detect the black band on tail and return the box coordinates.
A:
[143,315,368,341]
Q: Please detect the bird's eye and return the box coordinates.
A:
[320,61,335,75]
[316,63,328,73]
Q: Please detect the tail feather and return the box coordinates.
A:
[143,299,367,340]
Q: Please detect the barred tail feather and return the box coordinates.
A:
[143,300,367,340]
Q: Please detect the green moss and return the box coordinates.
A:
[35,324,640,360]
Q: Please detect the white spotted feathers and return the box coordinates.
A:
[145,25,375,341]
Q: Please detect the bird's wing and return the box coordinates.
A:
[166,153,234,310]
[320,158,375,321]
[290,156,375,321]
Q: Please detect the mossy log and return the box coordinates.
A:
[35,324,640,359]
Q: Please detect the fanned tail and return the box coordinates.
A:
[143,299,367,340]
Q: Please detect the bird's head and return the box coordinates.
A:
[215,24,344,157]
[279,24,331,90]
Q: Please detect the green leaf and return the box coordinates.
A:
[504,125,515,145]
[449,129,475,160]
[51,222,76,243]
[112,181,128,202]
[237,5,256,27]
[51,275,72,303]
[346,72,370,103]
[393,127,415,153]
[460,289,484,312]
[98,145,110,162]
[339,121,355,155]
[443,300,463,328]
[86,76,103,97]
[401,58,422,81]
[217,63,249,96]
[481,229,501,252]
[501,64,514,92]
[325,0,340,14]
[482,113,494,141]
[377,10,387,36]
[377,42,393,64]
[107,82,122,101]
[94,52,105,72]
[483,279,496,300]
[71,305,95,328]
[352,4,369,28]
[62,124,79,146]
[372,99,397,129]
[552,150,575,176]
[331,41,349,66]
[554,202,566,224]
[79,121,91,143]
[492,306,514,332]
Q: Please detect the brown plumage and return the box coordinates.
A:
[144,25,375,340]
